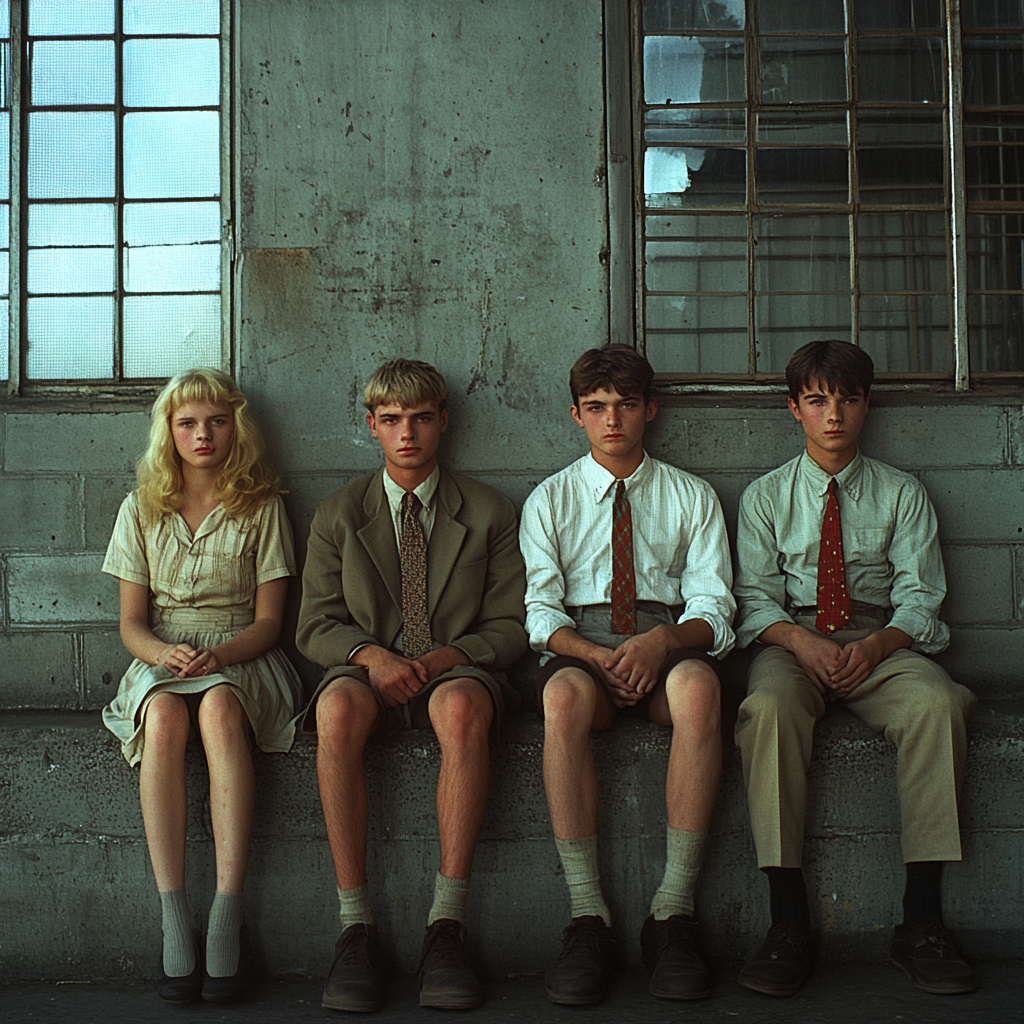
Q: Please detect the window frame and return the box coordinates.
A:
[4,0,235,397]
[605,0,1022,393]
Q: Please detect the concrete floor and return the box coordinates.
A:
[3,964,1022,1024]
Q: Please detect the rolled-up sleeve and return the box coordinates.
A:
[520,487,577,652]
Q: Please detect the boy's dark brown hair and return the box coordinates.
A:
[785,340,874,401]
[569,345,655,408]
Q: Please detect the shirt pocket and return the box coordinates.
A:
[844,527,889,565]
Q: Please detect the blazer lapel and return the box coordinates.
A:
[356,475,403,611]
[427,471,467,617]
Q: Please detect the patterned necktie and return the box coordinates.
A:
[611,480,637,635]
[816,478,851,634]
[400,491,431,658]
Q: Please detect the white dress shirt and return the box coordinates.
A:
[734,451,950,653]
[381,464,440,544]
[520,452,736,659]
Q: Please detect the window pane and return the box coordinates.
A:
[124,0,220,36]
[759,0,845,32]
[124,201,220,245]
[963,36,1024,107]
[855,0,943,31]
[642,0,744,31]
[645,108,745,145]
[645,147,746,206]
[123,111,220,198]
[32,41,114,106]
[858,212,949,293]
[858,112,944,204]
[28,112,115,198]
[28,247,114,294]
[755,148,848,205]
[754,215,851,292]
[0,298,7,378]
[857,37,944,103]
[759,38,847,103]
[859,295,951,372]
[125,242,219,293]
[756,111,848,144]
[29,0,115,35]
[644,36,746,105]
[0,113,8,202]
[961,0,1024,29]
[124,39,220,108]
[123,295,220,377]
[0,204,8,247]
[27,296,114,379]
[968,294,1024,371]
[646,296,749,372]
[646,234,747,292]
[755,295,852,371]
[968,213,1024,292]
[29,203,115,246]
[0,249,8,295]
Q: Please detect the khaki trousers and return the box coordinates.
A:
[734,617,975,868]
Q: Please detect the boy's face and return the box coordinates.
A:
[788,378,870,465]
[367,400,447,482]
[571,387,657,465]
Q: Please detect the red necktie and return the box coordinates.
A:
[611,480,637,635]
[816,478,851,634]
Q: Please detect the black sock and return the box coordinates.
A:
[764,867,809,929]
[902,861,943,928]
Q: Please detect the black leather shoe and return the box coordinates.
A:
[418,919,484,1009]
[890,920,977,994]
[544,915,616,1006]
[202,925,250,1004]
[640,914,711,1000]
[322,924,384,1012]
[155,938,202,1004]
[738,922,816,997]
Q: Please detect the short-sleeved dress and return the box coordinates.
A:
[102,490,304,766]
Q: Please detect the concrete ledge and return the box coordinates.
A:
[1,697,1022,982]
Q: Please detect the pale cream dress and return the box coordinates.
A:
[101,491,304,765]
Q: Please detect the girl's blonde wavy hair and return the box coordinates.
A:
[136,368,282,519]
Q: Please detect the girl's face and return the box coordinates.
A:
[171,400,235,472]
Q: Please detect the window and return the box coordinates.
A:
[3,0,230,393]
[609,0,1024,388]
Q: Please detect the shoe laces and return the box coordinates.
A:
[557,918,605,960]
[424,921,469,967]
[336,926,374,968]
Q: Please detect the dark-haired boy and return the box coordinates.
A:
[520,345,735,1005]
[734,340,976,997]
[298,359,528,1012]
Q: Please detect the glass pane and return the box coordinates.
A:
[645,108,745,145]
[0,2,8,39]
[755,149,848,205]
[123,111,220,198]
[27,296,113,379]
[755,296,852,371]
[28,112,115,198]
[643,0,744,31]
[757,112,848,144]
[966,142,1024,203]
[645,147,746,206]
[961,0,1024,29]
[754,214,851,292]
[644,36,745,105]
[646,231,747,292]
[0,249,8,296]
[124,0,220,36]
[123,294,221,377]
[857,37,944,103]
[859,295,951,372]
[32,41,114,105]
[968,294,1024,371]
[29,203,115,246]
[967,213,1024,292]
[647,212,746,238]
[124,39,220,108]
[28,247,114,294]
[759,38,847,103]
[124,201,220,244]
[858,212,949,293]
[855,0,943,30]
[646,296,749,372]
[0,44,8,109]
[29,0,115,35]
[963,36,1024,106]
[0,299,7,379]
[125,241,220,293]
[0,113,8,201]
[0,203,8,247]
[858,112,944,204]
[759,0,845,32]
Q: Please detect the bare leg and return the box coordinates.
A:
[428,679,494,879]
[542,668,616,840]
[315,678,381,889]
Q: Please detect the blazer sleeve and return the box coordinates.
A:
[447,498,529,672]
[296,499,381,668]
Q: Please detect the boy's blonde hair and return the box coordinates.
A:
[136,367,282,519]
[363,359,448,414]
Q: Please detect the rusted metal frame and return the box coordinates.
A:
[946,0,969,389]
[8,0,22,394]
[114,1,125,382]
[848,0,859,349]
[631,0,646,352]
[220,0,232,374]
[745,0,756,373]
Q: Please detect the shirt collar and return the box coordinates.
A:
[582,451,651,504]
[382,464,440,513]
[799,450,865,501]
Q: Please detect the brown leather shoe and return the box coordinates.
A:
[418,919,484,1009]
[738,922,816,997]
[322,924,384,1013]
[640,914,711,1000]
[890,920,977,994]
[544,915,616,1005]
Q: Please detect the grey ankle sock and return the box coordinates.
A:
[427,872,471,926]
[555,836,611,926]
[650,827,707,920]
[338,884,375,931]
[206,891,244,978]
[159,889,196,977]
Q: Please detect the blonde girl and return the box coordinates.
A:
[102,368,302,1004]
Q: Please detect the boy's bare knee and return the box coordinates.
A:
[430,680,493,742]
[542,669,595,728]
[316,678,378,744]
